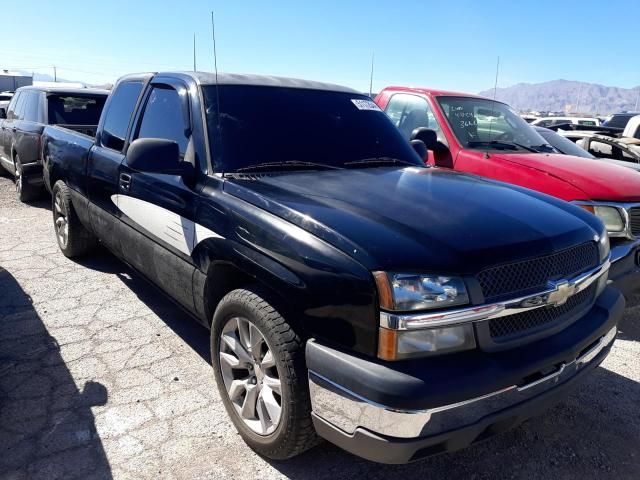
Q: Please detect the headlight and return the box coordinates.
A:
[577,204,625,234]
[373,272,469,311]
[374,272,475,360]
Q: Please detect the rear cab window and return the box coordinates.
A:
[100,81,144,151]
[47,94,107,126]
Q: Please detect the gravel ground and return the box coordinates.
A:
[0,172,639,480]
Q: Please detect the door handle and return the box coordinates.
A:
[119,173,132,191]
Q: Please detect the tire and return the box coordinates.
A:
[15,156,41,202]
[211,287,319,460]
[52,180,97,257]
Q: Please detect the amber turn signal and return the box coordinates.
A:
[377,327,398,361]
[578,204,595,214]
[373,271,394,310]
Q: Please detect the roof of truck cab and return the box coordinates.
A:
[118,71,361,94]
[15,85,110,95]
[382,85,488,99]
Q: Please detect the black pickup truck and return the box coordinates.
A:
[42,72,623,464]
[0,85,108,201]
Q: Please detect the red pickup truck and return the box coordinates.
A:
[375,87,640,296]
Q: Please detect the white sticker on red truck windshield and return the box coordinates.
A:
[351,99,381,111]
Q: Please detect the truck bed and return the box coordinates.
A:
[42,125,96,194]
[52,124,99,139]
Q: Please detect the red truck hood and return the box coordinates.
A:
[493,152,640,202]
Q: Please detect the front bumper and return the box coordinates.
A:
[306,286,623,464]
[609,239,640,298]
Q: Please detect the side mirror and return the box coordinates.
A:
[410,127,440,151]
[0,108,6,119]
[410,139,428,161]
[126,138,181,174]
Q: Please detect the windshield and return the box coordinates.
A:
[47,94,107,125]
[535,128,595,159]
[437,96,549,152]
[202,85,422,172]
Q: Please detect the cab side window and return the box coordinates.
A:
[6,92,21,120]
[12,92,27,120]
[385,93,445,143]
[101,81,144,152]
[135,85,189,156]
[23,91,40,122]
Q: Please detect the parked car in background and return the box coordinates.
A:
[375,86,640,297]
[555,130,640,164]
[42,71,622,464]
[531,116,600,127]
[0,92,13,120]
[535,126,640,172]
[603,112,640,129]
[0,85,108,201]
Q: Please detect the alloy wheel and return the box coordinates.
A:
[15,162,22,195]
[54,190,69,248]
[219,316,283,435]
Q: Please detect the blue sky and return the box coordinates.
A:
[3,0,639,92]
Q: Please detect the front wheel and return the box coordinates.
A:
[52,181,97,257]
[211,288,319,460]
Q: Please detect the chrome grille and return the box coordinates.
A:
[489,283,597,340]
[477,242,599,302]
[629,207,640,237]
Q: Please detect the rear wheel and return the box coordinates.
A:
[15,156,40,202]
[211,288,319,459]
[52,181,97,257]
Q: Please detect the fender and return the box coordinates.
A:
[189,195,379,354]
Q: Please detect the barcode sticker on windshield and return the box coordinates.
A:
[351,99,381,111]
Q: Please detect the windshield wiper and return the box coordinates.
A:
[235,160,343,173]
[468,140,538,153]
[343,157,421,168]
[531,144,558,153]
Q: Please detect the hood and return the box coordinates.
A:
[225,167,602,273]
[492,152,640,202]
[600,158,640,172]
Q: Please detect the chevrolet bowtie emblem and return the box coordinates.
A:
[546,281,577,306]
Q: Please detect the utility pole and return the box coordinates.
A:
[193,33,197,71]
[53,66,57,82]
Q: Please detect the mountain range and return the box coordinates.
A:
[478,80,640,115]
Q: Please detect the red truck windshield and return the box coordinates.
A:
[437,96,550,152]
[202,85,421,172]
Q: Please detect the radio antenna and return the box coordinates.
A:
[369,52,375,98]
[193,33,197,71]
[486,56,500,153]
[211,11,223,173]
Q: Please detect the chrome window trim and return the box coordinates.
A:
[572,200,640,239]
[380,258,610,330]
[309,327,616,438]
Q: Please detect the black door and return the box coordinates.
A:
[0,91,26,173]
[87,80,145,256]
[116,79,199,311]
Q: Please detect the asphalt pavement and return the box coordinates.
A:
[0,173,638,480]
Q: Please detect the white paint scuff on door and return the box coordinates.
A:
[111,194,223,255]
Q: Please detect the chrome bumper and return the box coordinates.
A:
[610,238,640,265]
[309,327,616,439]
